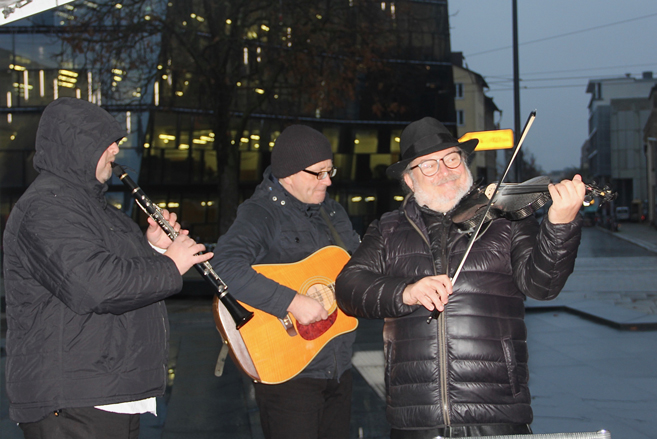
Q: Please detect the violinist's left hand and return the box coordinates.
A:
[547,174,587,224]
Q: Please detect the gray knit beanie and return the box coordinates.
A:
[271,125,333,178]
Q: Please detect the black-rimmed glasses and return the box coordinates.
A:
[409,151,463,177]
[303,167,338,180]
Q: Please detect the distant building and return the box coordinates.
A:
[452,52,501,185]
[579,138,590,178]
[585,71,657,212]
[643,85,657,226]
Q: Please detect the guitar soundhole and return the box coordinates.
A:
[306,283,336,313]
[297,282,337,340]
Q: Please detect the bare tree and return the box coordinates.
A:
[58,0,449,232]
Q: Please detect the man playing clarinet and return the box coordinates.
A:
[3,97,211,439]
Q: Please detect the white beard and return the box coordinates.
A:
[410,167,474,213]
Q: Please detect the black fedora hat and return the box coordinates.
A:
[386,117,478,179]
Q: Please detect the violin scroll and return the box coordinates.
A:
[583,181,616,207]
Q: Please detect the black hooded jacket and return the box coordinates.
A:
[3,98,182,423]
[336,196,582,430]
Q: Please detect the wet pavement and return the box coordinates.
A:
[2,221,657,439]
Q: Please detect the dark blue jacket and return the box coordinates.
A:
[211,167,360,380]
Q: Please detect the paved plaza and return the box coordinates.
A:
[2,222,657,438]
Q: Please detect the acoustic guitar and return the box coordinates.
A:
[212,246,358,384]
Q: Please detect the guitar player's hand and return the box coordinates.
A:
[287,294,329,325]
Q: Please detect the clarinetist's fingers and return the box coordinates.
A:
[165,235,212,275]
[161,209,181,233]
[194,251,214,263]
[145,213,177,249]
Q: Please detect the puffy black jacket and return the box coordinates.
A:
[3,98,182,423]
[211,167,361,380]
[336,196,582,430]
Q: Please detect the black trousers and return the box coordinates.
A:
[390,423,532,438]
[253,369,353,439]
[19,407,140,439]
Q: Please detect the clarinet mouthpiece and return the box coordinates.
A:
[111,162,125,178]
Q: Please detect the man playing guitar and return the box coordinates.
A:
[211,124,361,439]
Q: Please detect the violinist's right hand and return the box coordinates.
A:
[164,234,213,275]
[403,275,453,312]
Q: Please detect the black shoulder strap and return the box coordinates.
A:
[319,206,348,251]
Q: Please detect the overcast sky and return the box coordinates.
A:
[448,0,657,173]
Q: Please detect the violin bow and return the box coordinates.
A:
[427,110,537,324]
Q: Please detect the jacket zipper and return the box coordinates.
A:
[161,302,168,388]
[404,205,451,426]
[438,216,451,426]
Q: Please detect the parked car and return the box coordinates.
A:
[630,199,646,222]
[615,206,630,221]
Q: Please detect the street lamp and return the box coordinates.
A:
[647,137,656,226]
[512,0,522,182]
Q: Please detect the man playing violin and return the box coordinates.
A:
[336,117,586,438]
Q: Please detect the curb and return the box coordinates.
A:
[526,298,657,331]
[595,224,657,254]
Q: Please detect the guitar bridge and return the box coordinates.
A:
[280,315,297,337]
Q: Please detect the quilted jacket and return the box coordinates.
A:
[336,195,582,430]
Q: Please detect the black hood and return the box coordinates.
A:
[33,97,126,191]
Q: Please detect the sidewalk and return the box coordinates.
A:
[2,221,657,439]
[526,221,657,328]
[608,220,657,254]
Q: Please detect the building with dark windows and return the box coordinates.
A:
[452,51,500,185]
[585,72,657,215]
[1,1,500,244]
[643,85,657,226]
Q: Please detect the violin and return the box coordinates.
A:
[451,176,617,232]
[427,111,614,325]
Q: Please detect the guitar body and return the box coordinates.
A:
[212,246,358,384]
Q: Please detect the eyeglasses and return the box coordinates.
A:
[409,151,463,177]
[303,167,338,180]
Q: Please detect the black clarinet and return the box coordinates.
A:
[111,163,253,329]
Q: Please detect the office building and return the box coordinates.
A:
[585,71,657,212]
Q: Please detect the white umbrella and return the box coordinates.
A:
[1,0,75,26]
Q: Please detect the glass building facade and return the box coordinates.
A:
[1,0,458,243]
